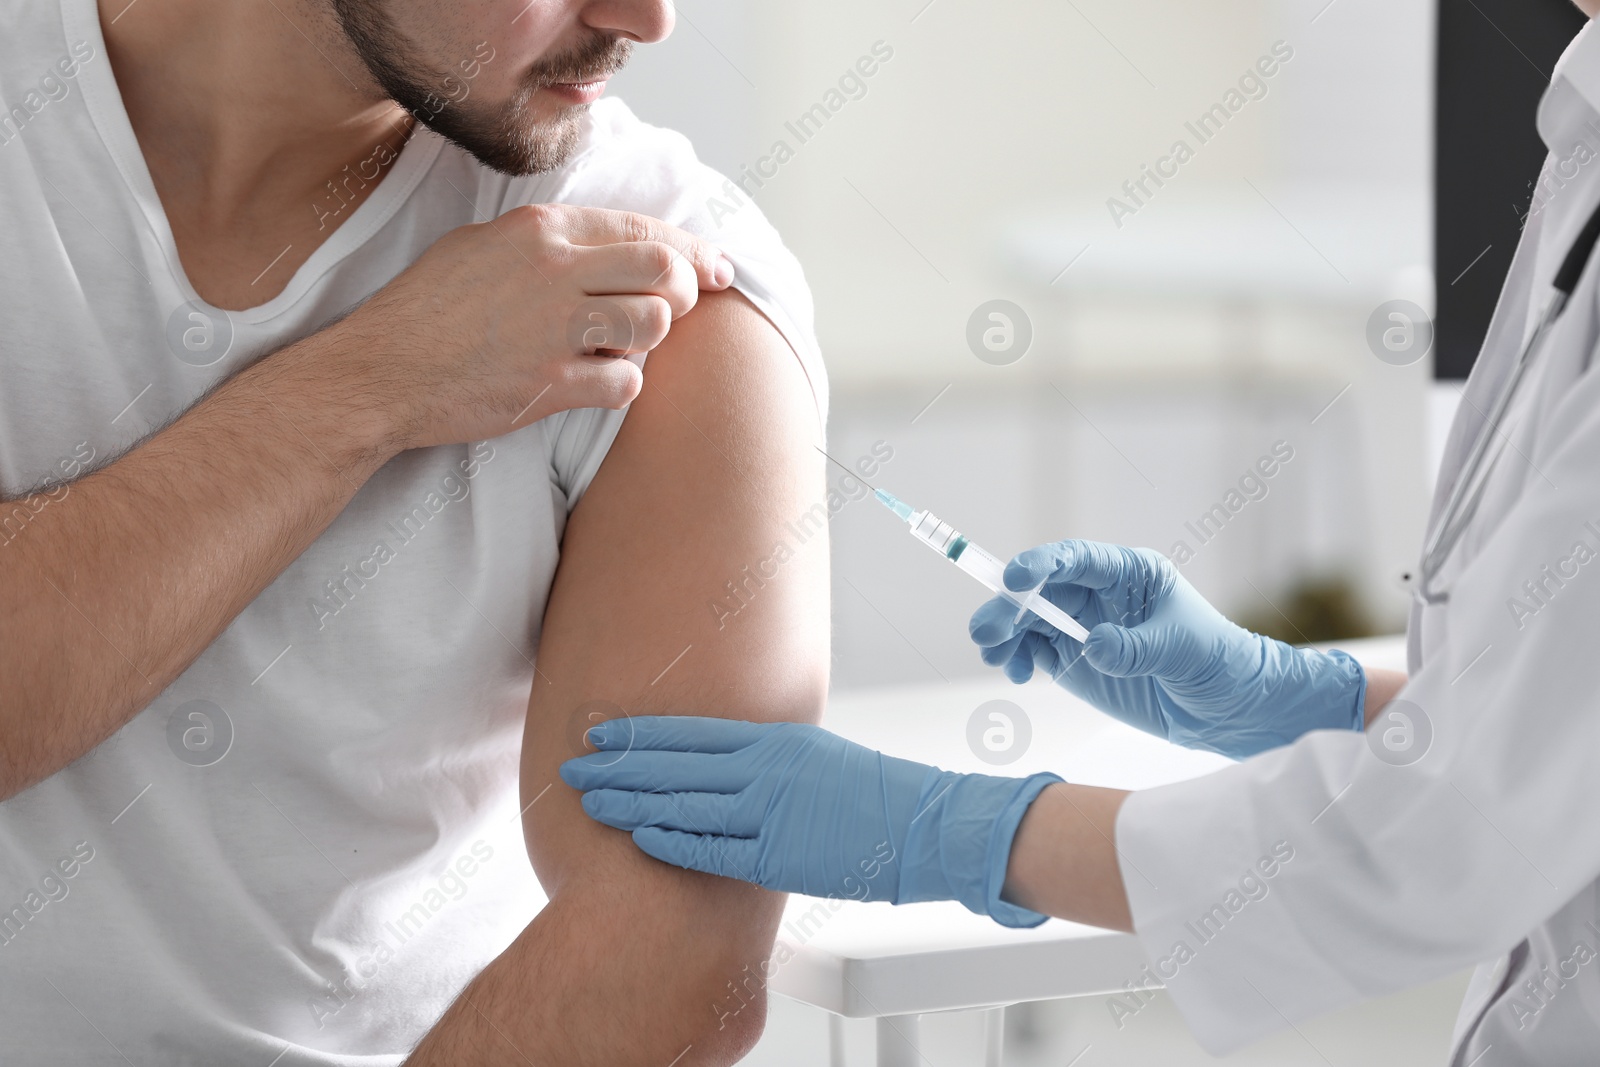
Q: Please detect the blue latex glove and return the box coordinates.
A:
[969,540,1366,759]
[559,716,1063,928]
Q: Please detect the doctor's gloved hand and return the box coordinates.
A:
[969,540,1366,759]
[559,716,1063,928]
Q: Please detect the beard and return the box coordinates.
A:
[329,1,631,176]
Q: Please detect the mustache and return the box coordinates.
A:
[526,35,632,88]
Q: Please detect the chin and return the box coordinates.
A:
[425,97,586,177]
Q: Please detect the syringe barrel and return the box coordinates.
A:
[950,540,1008,589]
[907,510,966,558]
[908,512,1092,642]
[907,508,1008,590]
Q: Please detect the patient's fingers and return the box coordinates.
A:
[581,787,757,838]
[555,207,731,292]
[566,294,672,355]
[571,241,699,320]
[632,826,763,883]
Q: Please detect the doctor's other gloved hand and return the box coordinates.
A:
[969,540,1366,759]
[559,716,1063,928]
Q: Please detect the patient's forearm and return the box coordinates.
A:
[408,684,800,1067]
[404,882,778,1065]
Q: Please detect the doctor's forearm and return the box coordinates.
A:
[994,666,1405,930]
[1000,782,1133,932]
[1361,667,1408,727]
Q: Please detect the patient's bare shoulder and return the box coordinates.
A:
[536,287,828,713]
[523,283,829,853]
[636,286,823,456]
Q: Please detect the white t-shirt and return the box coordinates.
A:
[1114,21,1600,1067]
[0,1,824,1063]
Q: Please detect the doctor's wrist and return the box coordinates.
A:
[983,771,1067,928]
[1360,666,1409,727]
[1321,648,1369,732]
[1000,781,1135,932]
[897,769,1063,926]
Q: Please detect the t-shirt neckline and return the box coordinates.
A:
[60,0,446,326]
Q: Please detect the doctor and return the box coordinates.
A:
[564,4,1600,1060]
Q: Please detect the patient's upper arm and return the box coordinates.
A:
[515,287,828,1054]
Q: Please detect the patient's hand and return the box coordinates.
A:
[404,288,828,1066]
[331,204,734,450]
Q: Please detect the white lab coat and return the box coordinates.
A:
[1115,20,1600,1065]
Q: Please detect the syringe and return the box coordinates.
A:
[874,489,1090,643]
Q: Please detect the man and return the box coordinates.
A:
[0,1,828,1064]
[563,3,1600,1064]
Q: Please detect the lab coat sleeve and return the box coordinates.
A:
[1114,361,1600,1053]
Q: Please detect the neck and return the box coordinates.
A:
[98,0,411,225]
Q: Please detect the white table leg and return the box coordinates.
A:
[875,1013,923,1067]
[980,1005,1005,1067]
[865,1004,1008,1066]
[829,1013,847,1067]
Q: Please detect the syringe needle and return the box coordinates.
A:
[813,445,879,492]
[875,489,1092,643]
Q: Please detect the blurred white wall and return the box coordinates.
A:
[610,0,1437,689]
